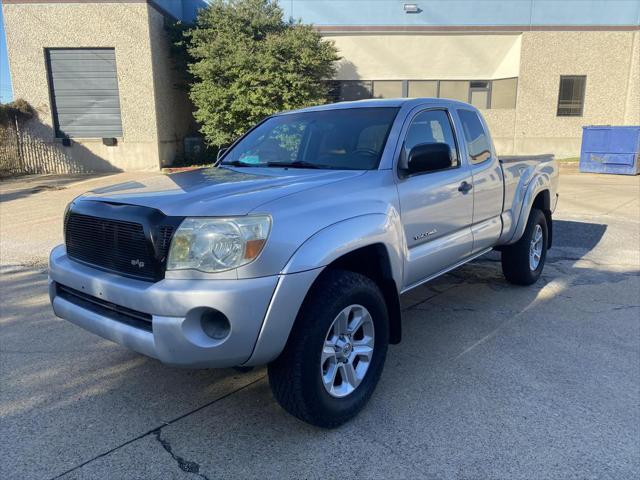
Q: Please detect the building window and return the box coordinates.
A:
[46,48,123,138]
[372,80,403,99]
[557,75,586,117]
[469,81,490,109]
[328,80,373,102]
[491,78,518,109]
[439,81,469,103]
[328,78,518,110]
[407,80,438,98]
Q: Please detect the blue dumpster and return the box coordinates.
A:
[580,126,640,175]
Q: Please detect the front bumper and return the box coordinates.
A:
[49,245,320,368]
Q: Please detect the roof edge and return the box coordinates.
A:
[316,24,640,34]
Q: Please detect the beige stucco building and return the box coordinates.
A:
[2,0,639,171]
[2,0,194,172]
[325,29,639,157]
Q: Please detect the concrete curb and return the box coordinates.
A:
[559,161,580,173]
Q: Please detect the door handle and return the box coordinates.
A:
[458,181,473,193]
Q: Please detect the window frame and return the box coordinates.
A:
[329,80,374,102]
[556,75,587,117]
[398,107,462,179]
[407,80,439,98]
[372,80,404,99]
[468,81,492,110]
[328,78,519,110]
[490,77,518,109]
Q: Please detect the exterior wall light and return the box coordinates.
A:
[404,3,421,13]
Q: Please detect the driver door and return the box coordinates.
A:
[396,108,474,289]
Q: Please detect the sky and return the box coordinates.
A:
[1,6,13,103]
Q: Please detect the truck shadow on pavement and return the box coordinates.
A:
[2,219,639,479]
[0,173,117,204]
[550,219,607,254]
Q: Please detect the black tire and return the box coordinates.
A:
[501,208,548,286]
[268,269,389,428]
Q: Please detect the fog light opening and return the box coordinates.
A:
[200,308,231,340]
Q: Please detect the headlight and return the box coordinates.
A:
[167,216,271,273]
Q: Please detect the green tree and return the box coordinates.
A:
[185,0,340,146]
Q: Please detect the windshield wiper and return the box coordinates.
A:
[266,161,327,169]
[223,160,330,169]
[221,160,256,167]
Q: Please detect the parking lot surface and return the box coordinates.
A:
[1,170,639,479]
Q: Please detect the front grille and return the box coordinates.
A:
[56,283,152,332]
[159,225,174,253]
[66,212,160,280]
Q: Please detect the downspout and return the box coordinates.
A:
[622,31,639,124]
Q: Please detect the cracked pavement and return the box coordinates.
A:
[1,171,639,479]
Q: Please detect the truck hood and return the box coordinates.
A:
[80,166,365,216]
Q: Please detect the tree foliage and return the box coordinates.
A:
[185,0,340,146]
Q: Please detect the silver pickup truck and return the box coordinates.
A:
[49,99,558,427]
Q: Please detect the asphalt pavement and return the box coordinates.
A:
[1,170,638,479]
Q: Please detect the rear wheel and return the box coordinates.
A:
[501,208,548,285]
[268,269,389,428]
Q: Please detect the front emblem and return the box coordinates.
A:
[131,259,145,268]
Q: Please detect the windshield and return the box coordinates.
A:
[221,107,399,170]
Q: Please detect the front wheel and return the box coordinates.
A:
[268,269,389,428]
[501,208,548,285]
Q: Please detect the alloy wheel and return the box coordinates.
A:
[321,304,375,398]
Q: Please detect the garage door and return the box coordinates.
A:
[46,48,123,138]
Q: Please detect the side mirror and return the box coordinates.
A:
[407,143,453,175]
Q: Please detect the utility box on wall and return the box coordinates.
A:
[580,126,640,175]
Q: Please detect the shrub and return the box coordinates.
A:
[0,98,37,127]
[184,0,339,146]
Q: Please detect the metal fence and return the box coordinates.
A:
[0,117,91,177]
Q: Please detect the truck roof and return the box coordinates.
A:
[279,97,478,115]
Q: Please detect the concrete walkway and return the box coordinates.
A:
[1,172,164,269]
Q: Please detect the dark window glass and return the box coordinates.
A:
[372,80,403,98]
[327,79,520,110]
[223,108,399,170]
[491,78,518,109]
[458,109,492,164]
[326,81,341,103]
[403,109,459,169]
[439,81,469,102]
[557,75,586,116]
[327,81,373,102]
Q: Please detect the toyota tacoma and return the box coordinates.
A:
[49,99,558,427]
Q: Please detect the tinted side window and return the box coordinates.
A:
[458,109,491,164]
[404,110,459,169]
